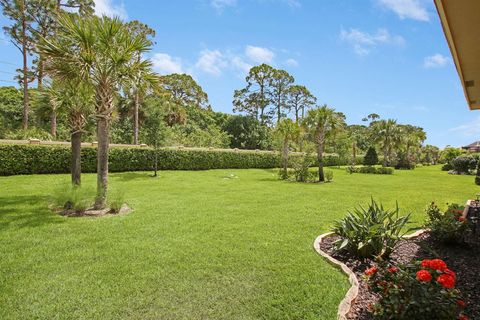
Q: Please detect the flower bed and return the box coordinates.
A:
[318,232,478,319]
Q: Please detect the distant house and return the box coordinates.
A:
[462,141,480,152]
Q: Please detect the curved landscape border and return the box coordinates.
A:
[313,229,426,320]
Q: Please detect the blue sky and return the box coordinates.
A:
[1,0,478,148]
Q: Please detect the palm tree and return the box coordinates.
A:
[275,118,300,179]
[401,125,427,163]
[372,119,401,167]
[303,105,344,182]
[37,80,94,185]
[38,14,156,208]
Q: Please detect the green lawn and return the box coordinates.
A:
[1,166,478,320]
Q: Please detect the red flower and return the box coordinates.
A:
[458,217,465,222]
[429,259,448,271]
[437,274,455,288]
[421,259,431,268]
[456,300,466,308]
[444,268,457,280]
[458,315,469,320]
[365,267,377,276]
[388,267,398,273]
[416,270,432,282]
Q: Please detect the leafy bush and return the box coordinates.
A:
[451,155,478,174]
[346,165,394,175]
[332,199,410,258]
[395,152,415,170]
[425,202,470,244]
[292,153,315,182]
[364,146,378,166]
[365,260,466,320]
[441,163,453,171]
[476,160,480,186]
[325,169,333,182]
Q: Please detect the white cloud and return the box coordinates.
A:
[245,45,275,64]
[210,0,237,12]
[376,0,429,21]
[94,0,128,20]
[423,54,451,68]
[195,50,228,76]
[152,53,183,75]
[285,58,299,67]
[449,116,480,136]
[340,28,405,56]
[231,56,252,74]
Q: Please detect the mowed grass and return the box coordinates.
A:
[0,166,479,320]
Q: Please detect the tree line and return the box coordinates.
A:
[0,1,438,199]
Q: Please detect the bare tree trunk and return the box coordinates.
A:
[295,108,299,123]
[133,90,139,144]
[383,148,389,167]
[95,117,109,209]
[71,131,82,186]
[50,110,57,138]
[21,9,29,130]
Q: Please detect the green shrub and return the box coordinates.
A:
[364,147,378,166]
[366,260,465,320]
[292,153,315,182]
[451,155,477,174]
[395,152,415,170]
[476,161,480,185]
[0,144,358,176]
[325,169,333,182]
[346,165,394,175]
[332,199,410,258]
[424,202,470,244]
[441,163,453,171]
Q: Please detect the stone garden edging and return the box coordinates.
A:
[313,229,426,320]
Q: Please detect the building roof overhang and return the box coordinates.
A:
[434,0,480,110]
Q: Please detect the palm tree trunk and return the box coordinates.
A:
[50,110,57,138]
[352,142,357,165]
[317,136,325,182]
[95,117,109,209]
[154,140,158,177]
[133,90,139,144]
[383,148,389,167]
[71,131,82,186]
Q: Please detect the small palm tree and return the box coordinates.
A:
[275,118,300,179]
[39,14,156,208]
[37,80,94,185]
[303,105,344,182]
[372,119,401,167]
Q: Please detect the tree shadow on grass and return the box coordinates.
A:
[110,171,155,182]
[0,195,64,231]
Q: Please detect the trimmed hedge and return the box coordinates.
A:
[0,144,356,176]
[346,165,394,175]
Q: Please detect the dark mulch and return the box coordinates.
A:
[319,233,480,320]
